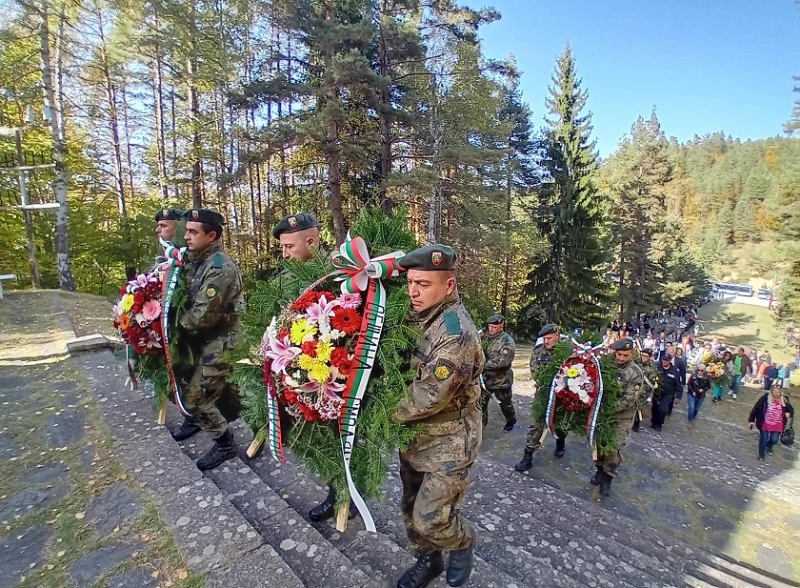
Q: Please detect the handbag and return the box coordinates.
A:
[781,417,794,446]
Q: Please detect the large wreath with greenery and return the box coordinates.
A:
[233,209,419,524]
[532,338,623,455]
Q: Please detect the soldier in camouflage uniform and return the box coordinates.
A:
[391,245,484,588]
[515,324,568,471]
[271,213,359,523]
[174,209,244,471]
[592,338,645,496]
[632,348,659,432]
[478,314,517,431]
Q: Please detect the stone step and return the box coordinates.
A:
[77,353,305,588]
[204,456,379,588]
[482,458,796,588]
[239,448,529,588]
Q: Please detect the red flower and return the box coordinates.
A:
[151,320,163,336]
[297,404,319,422]
[331,347,352,374]
[331,308,362,335]
[301,341,318,358]
[278,328,290,341]
[283,390,298,405]
[291,290,337,311]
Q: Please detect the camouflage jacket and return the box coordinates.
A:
[637,360,660,398]
[529,344,554,378]
[392,293,484,472]
[614,360,645,416]
[180,240,243,345]
[482,331,515,389]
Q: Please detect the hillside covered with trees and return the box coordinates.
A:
[1,0,798,334]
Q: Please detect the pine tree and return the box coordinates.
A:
[604,111,673,318]
[520,45,608,332]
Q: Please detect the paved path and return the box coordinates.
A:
[0,292,199,588]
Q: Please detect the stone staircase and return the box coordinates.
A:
[83,346,798,588]
[171,413,798,588]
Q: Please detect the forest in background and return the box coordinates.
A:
[1,0,799,337]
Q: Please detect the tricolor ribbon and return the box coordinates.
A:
[543,338,606,447]
[264,235,404,534]
[126,344,139,390]
[158,238,191,417]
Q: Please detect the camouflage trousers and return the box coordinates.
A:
[182,360,233,434]
[594,411,636,478]
[478,386,516,426]
[523,420,567,453]
[399,453,475,553]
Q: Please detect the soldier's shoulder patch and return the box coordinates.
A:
[206,284,219,298]
[212,252,225,269]
[433,358,455,381]
[443,311,461,335]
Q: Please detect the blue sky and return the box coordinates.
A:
[465,0,800,157]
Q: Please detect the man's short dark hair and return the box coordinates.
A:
[201,223,223,241]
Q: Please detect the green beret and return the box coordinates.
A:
[641,348,654,356]
[155,207,184,222]
[184,208,225,227]
[400,244,457,272]
[538,323,558,337]
[272,213,318,239]
[487,313,504,325]
[610,338,634,351]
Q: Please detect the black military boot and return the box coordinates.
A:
[590,465,604,486]
[172,417,201,441]
[196,428,237,471]
[554,434,566,458]
[397,550,444,588]
[309,486,358,523]
[503,419,516,432]
[600,471,613,497]
[514,450,533,472]
[446,530,477,587]
[481,407,489,428]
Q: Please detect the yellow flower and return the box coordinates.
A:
[290,318,318,345]
[298,354,332,383]
[316,341,333,363]
[120,294,134,313]
[566,367,579,378]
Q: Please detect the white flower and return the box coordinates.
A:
[266,316,277,341]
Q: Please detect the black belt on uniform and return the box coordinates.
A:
[415,404,476,425]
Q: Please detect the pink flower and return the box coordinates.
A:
[337,292,362,309]
[142,299,161,322]
[304,294,340,324]
[146,329,163,349]
[263,335,302,374]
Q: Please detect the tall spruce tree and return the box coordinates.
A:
[603,111,673,318]
[520,45,607,331]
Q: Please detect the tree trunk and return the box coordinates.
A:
[323,1,346,245]
[40,1,75,291]
[97,9,126,216]
[121,83,136,204]
[376,3,393,216]
[152,7,169,199]
[501,154,512,315]
[187,56,202,208]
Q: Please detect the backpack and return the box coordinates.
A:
[781,417,795,447]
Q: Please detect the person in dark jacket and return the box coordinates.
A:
[686,364,711,424]
[670,347,687,415]
[748,385,794,459]
[763,363,779,391]
[652,354,681,431]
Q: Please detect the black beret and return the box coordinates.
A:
[538,323,558,337]
[610,338,634,351]
[487,313,504,325]
[272,213,318,239]
[399,244,457,272]
[184,208,225,227]
[641,348,654,356]
[155,207,184,222]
